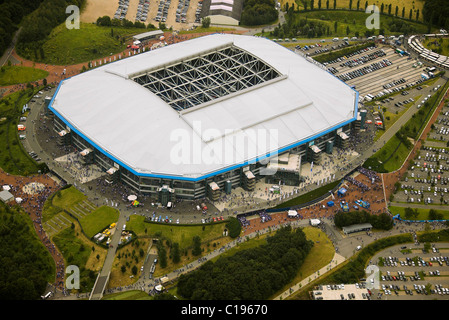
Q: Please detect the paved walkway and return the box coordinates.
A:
[273,252,346,300]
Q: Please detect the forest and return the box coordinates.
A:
[240,0,278,26]
[0,0,44,57]
[176,225,313,299]
[15,0,86,61]
[422,0,449,30]
[0,203,55,300]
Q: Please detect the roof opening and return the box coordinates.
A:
[132,44,282,111]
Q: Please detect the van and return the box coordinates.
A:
[122,224,126,231]
[333,37,339,42]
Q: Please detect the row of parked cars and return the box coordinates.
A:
[394,97,414,107]
[175,0,191,23]
[339,49,386,69]
[155,0,171,22]
[322,46,376,66]
[114,0,130,20]
[337,59,393,82]
[383,77,407,89]
[135,0,150,22]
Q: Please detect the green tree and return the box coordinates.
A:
[192,235,202,256]
[172,242,181,263]
[201,17,211,28]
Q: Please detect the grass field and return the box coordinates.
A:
[364,134,412,172]
[126,215,227,250]
[280,0,425,22]
[423,38,449,57]
[373,95,421,141]
[0,66,48,86]
[0,87,43,175]
[79,206,120,238]
[365,79,449,173]
[274,180,341,208]
[52,220,108,291]
[38,23,146,65]
[43,186,87,222]
[389,206,449,220]
[104,226,335,300]
[292,9,430,38]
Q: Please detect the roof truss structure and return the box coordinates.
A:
[132,45,282,111]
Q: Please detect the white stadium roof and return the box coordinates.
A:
[50,34,358,180]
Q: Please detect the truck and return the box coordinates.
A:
[355,199,370,209]
[340,201,349,212]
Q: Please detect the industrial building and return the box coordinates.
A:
[200,0,244,26]
[48,34,358,201]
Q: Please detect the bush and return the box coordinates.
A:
[225,217,242,238]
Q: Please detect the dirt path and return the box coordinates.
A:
[0,169,65,289]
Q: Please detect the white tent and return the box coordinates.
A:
[127,195,137,201]
[15,197,23,204]
[288,210,298,218]
[155,284,164,292]
[310,219,321,226]
[2,185,11,191]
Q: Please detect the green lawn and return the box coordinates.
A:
[42,186,87,223]
[288,10,431,38]
[126,214,227,250]
[0,66,48,86]
[274,180,341,209]
[364,134,412,172]
[31,23,147,65]
[389,206,449,220]
[365,79,449,173]
[287,0,425,22]
[0,87,43,175]
[52,186,87,208]
[80,206,120,238]
[423,38,449,57]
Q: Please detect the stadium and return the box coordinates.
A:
[48,34,359,202]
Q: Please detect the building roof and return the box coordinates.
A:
[0,190,14,202]
[50,34,358,181]
[132,30,164,41]
[201,0,244,22]
[342,223,373,234]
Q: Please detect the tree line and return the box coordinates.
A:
[0,0,44,57]
[0,203,55,299]
[422,0,449,31]
[290,0,425,24]
[15,0,85,61]
[334,210,394,230]
[176,225,313,300]
[240,0,278,26]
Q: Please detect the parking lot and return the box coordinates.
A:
[393,99,449,206]
[113,0,203,30]
[323,46,428,98]
[369,242,449,300]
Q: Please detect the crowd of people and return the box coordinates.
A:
[0,169,66,290]
[358,166,381,182]
[345,175,371,191]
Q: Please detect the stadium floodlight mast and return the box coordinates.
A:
[365,5,380,30]
[66,5,80,30]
